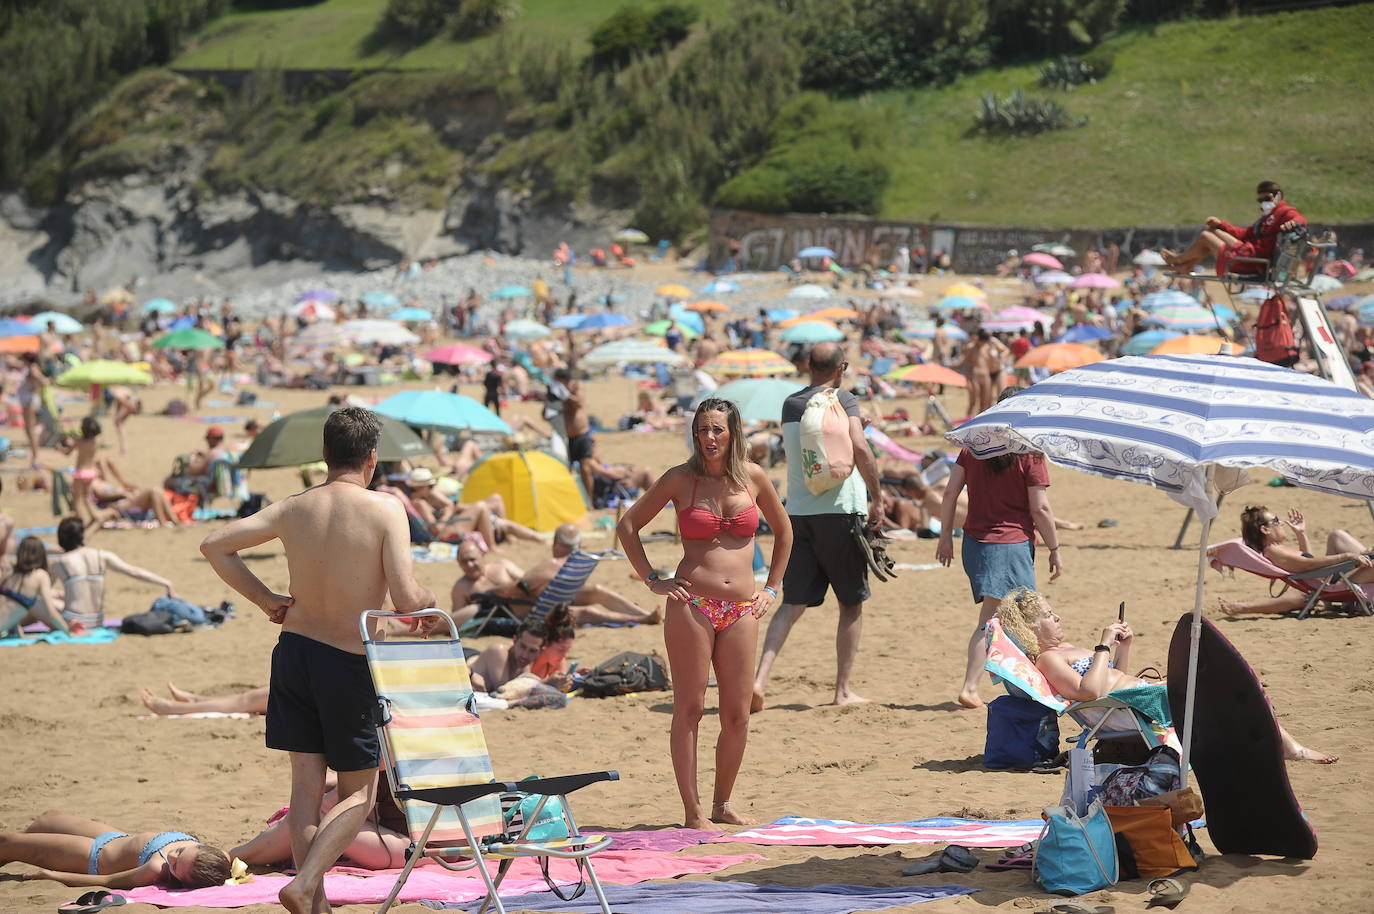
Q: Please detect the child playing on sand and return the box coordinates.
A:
[2,811,232,889]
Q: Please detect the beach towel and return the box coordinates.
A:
[604,828,718,853]
[123,850,759,909]
[709,815,1043,847]
[1,628,119,647]
[136,712,258,720]
[412,542,458,563]
[865,425,925,463]
[1109,684,1173,727]
[435,881,976,913]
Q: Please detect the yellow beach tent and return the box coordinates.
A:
[461,450,586,532]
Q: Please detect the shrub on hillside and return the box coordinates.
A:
[231,1,328,9]
[450,0,519,38]
[1038,52,1111,90]
[382,0,458,40]
[587,3,699,72]
[713,93,891,215]
[974,90,1086,135]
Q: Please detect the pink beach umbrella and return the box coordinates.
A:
[425,343,494,365]
[994,306,1054,325]
[1070,273,1121,290]
[1022,252,1063,270]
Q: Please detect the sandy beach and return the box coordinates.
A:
[3,353,1372,914]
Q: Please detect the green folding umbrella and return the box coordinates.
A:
[153,328,224,350]
[55,360,153,388]
[237,407,429,469]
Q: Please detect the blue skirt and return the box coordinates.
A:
[962,537,1035,604]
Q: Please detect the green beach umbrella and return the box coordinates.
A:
[643,319,700,340]
[711,378,804,423]
[237,406,429,469]
[153,328,224,350]
[55,360,153,388]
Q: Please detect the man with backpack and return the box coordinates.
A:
[752,342,887,711]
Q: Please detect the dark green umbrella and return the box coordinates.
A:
[237,406,429,469]
[153,328,224,350]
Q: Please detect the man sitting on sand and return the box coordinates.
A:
[449,527,660,627]
[200,406,437,914]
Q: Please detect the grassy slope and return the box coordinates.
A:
[873,4,1374,227]
[173,0,733,69]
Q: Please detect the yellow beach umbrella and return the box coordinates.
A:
[705,349,797,377]
[1149,335,1234,356]
[461,450,587,531]
[656,284,691,299]
[943,283,987,299]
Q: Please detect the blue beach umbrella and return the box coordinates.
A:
[491,285,532,300]
[168,316,198,331]
[1237,287,1273,305]
[362,291,400,308]
[30,312,84,334]
[797,246,838,259]
[573,312,633,331]
[667,306,706,335]
[701,280,740,295]
[713,378,805,423]
[374,390,512,435]
[935,295,987,313]
[389,307,433,323]
[0,318,34,337]
[780,321,845,344]
[766,308,799,323]
[552,313,588,329]
[1143,304,1228,332]
[1120,329,1182,355]
[947,354,1374,786]
[1138,289,1197,311]
[142,298,176,314]
[1326,295,1357,311]
[1055,324,1115,344]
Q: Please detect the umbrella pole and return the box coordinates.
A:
[1178,469,1215,789]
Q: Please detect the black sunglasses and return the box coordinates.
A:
[1257,192,1278,202]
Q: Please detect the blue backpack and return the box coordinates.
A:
[984,694,1059,769]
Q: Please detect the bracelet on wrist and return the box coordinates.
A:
[762,586,777,598]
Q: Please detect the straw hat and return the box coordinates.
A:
[407,467,436,488]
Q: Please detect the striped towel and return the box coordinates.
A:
[365,637,504,846]
[708,815,1043,847]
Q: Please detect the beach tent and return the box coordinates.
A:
[461,450,586,532]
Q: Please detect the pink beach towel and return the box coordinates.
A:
[124,849,760,908]
[709,816,1042,848]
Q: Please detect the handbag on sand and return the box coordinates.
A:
[1033,799,1119,896]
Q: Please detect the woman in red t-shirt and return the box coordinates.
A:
[936,447,1064,709]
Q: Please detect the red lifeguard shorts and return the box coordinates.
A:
[1216,241,1261,276]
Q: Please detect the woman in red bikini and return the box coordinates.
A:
[618,397,792,830]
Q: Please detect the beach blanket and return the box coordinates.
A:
[604,827,718,853]
[708,815,1043,848]
[23,618,122,632]
[123,849,759,908]
[1,628,119,647]
[1109,683,1173,727]
[865,426,926,463]
[136,712,258,720]
[436,881,976,913]
[413,542,458,563]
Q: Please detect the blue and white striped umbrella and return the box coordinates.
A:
[946,354,1374,784]
[1141,304,1228,332]
[1138,289,1197,311]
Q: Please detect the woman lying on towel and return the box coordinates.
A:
[1,811,231,889]
[1220,506,1374,616]
[997,587,1337,764]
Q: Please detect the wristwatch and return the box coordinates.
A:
[1093,644,1111,653]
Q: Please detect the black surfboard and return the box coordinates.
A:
[1166,613,1318,859]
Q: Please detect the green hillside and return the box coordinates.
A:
[869,5,1374,227]
[174,0,732,69]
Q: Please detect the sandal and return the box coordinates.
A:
[1147,877,1189,908]
[1040,904,1114,914]
[58,891,127,913]
[1135,666,1165,682]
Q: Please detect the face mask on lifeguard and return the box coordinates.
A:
[1260,199,1277,215]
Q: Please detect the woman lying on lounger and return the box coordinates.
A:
[997,587,1337,764]
[1219,506,1374,616]
[2,811,231,889]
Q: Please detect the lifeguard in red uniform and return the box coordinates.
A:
[1162,180,1306,277]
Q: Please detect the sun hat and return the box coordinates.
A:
[407,467,436,488]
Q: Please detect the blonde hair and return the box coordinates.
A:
[996,587,1050,659]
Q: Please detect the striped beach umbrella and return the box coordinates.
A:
[1142,304,1228,332]
[1138,289,1197,311]
[582,339,686,367]
[946,354,1374,786]
[706,349,796,377]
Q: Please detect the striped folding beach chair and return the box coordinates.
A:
[361,609,618,914]
[463,549,617,637]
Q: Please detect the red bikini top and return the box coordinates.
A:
[677,477,759,540]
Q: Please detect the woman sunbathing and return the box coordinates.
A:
[2,811,231,889]
[139,681,269,716]
[1219,506,1374,615]
[997,587,1336,764]
[231,778,409,871]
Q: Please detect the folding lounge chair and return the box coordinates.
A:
[985,620,1168,762]
[361,609,618,914]
[462,549,615,637]
[1207,537,1373,619]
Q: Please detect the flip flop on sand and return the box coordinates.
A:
[1039,903,1114,914]
[1147,876,1190,908]
[58,890,126,913]
[901,844,979,875]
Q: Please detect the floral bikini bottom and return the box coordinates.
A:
[686,593,758,632]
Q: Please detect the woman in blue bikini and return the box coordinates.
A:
[1,535,69,637]
[1,811,231,889]
[618,397,792,830]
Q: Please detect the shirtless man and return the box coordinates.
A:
[450,527,660,627]
[468,626,572,693]
[200,407,436,914]
[556,368,595,497]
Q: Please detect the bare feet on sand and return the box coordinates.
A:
[710,801,756,827]
[831,690,871,708]
[140,689,181,715]
[639,608,663,625]
[165,681,202,702]
[1288,745,1339,764]
[1218,598,1247,617]
[278,879,328,914]
[956,691,985,709]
